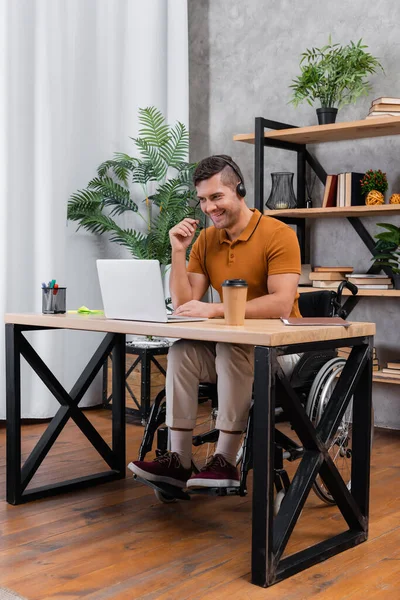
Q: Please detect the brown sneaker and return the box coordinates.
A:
[128,451,192,489]
[186,454,240,488]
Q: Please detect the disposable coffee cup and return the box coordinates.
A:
[222,279,248,326]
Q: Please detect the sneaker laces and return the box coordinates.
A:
[154,449,181,468]
[200,453,228,472]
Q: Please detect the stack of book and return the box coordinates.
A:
[366,97,400,118]
[374,360,400,381]
[346,273,393,290]
[322,172,365,208]
[310,266,353,288]
[337,346,380,371]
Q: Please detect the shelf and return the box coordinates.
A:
[298,287,400,297]
[234,116,400,145]
[373,371,400,385]
[264,205,400,218]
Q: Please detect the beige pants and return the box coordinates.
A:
[166,340,301,432]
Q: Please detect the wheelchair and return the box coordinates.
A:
[135,280,363,508]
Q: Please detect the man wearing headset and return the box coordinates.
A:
[129,155,301,489]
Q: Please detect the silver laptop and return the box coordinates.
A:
[96,259,208,323]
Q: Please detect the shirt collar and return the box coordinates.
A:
[218,209,261,244]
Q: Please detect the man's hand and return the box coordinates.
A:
[169,218,200,253]
[174,300,222,318]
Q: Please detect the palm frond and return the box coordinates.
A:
[97,153,137,185]
[159,121,189,167]
[88,176,138,215]
[137,106,170,147]
[73,214,120,235]
[134,138,167,180]
[109,229,151,259]
[67,189,105,220]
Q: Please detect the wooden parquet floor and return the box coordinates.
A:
[0,409,399,600]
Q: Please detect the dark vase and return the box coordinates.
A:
[316,107,338,125]
[392,274,400,290]
[265,172,297,210]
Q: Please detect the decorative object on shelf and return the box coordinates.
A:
[289,37,384,125]
[67,106,198,266]
[389,193,400,204]
[361,169,388,205]
[366,190,385,205]
[373,222,400,288]
[265,172,297,210]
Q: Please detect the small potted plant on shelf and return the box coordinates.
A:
[373,222,400,289]
[361,169,388,205]
[290,37,384,124]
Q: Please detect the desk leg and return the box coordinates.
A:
[351,338,373,526]
[6,324,22,504]
[252,345,276,587]
[112,334,126,473]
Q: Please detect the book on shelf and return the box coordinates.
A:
[337,346,377,356]
[312,281,344,288]
[381,368,400,378]
[366,111,400,119]
[354,284,393,289]
[368,103,400,112]
[347,277,391,285]
[344,172,365,206]
[371,97,400,106]
[314,266,354,273]
[322,174,338,208]
[387,361,400,370]
[337,173,346,207]
[309,271,346,281]
[346,273,388,278]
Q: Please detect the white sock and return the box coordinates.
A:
[215,431,242,467]
[170,429,193,469]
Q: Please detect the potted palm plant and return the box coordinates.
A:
[67,106,199,273]
[290,38,384,124]
[373,223,400,289]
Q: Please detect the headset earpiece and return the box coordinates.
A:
[236,181,246,198]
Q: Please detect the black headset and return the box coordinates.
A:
[212,155,247,198]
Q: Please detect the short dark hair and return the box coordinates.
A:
[193,154,244,192]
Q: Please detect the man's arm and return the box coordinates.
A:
[169,218,209,309]
[174,273,300,319]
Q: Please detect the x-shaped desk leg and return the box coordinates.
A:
[6,324,126,504]
[251,337,373,587]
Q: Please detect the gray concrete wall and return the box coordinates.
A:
[188,0,400,428]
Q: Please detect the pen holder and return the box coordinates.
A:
[42,287,66,314]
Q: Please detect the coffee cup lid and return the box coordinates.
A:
[222,279,248,287]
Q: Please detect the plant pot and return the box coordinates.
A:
[316,107,338,125]
[392,274,400,290]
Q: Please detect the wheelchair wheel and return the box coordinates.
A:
[154,489,177,504]
[306,358,352,505]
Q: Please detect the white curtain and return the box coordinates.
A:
[0,0,188,418]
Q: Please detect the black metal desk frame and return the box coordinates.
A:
[5,322,373,589]
[252,334,373,587]
[5,323,126,504]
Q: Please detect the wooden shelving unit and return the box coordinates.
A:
[298,287,400,298]
[235,116,400,388]
[265,205,400,219]
[234,116,400,145]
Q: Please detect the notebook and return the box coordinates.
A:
[280,317,350,328]
[97,259,208,323]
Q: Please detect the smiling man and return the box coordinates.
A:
[128,155,302,490]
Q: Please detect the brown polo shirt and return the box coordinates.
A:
[187,209,301,317]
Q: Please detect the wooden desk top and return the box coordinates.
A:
[4,313,376,347]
